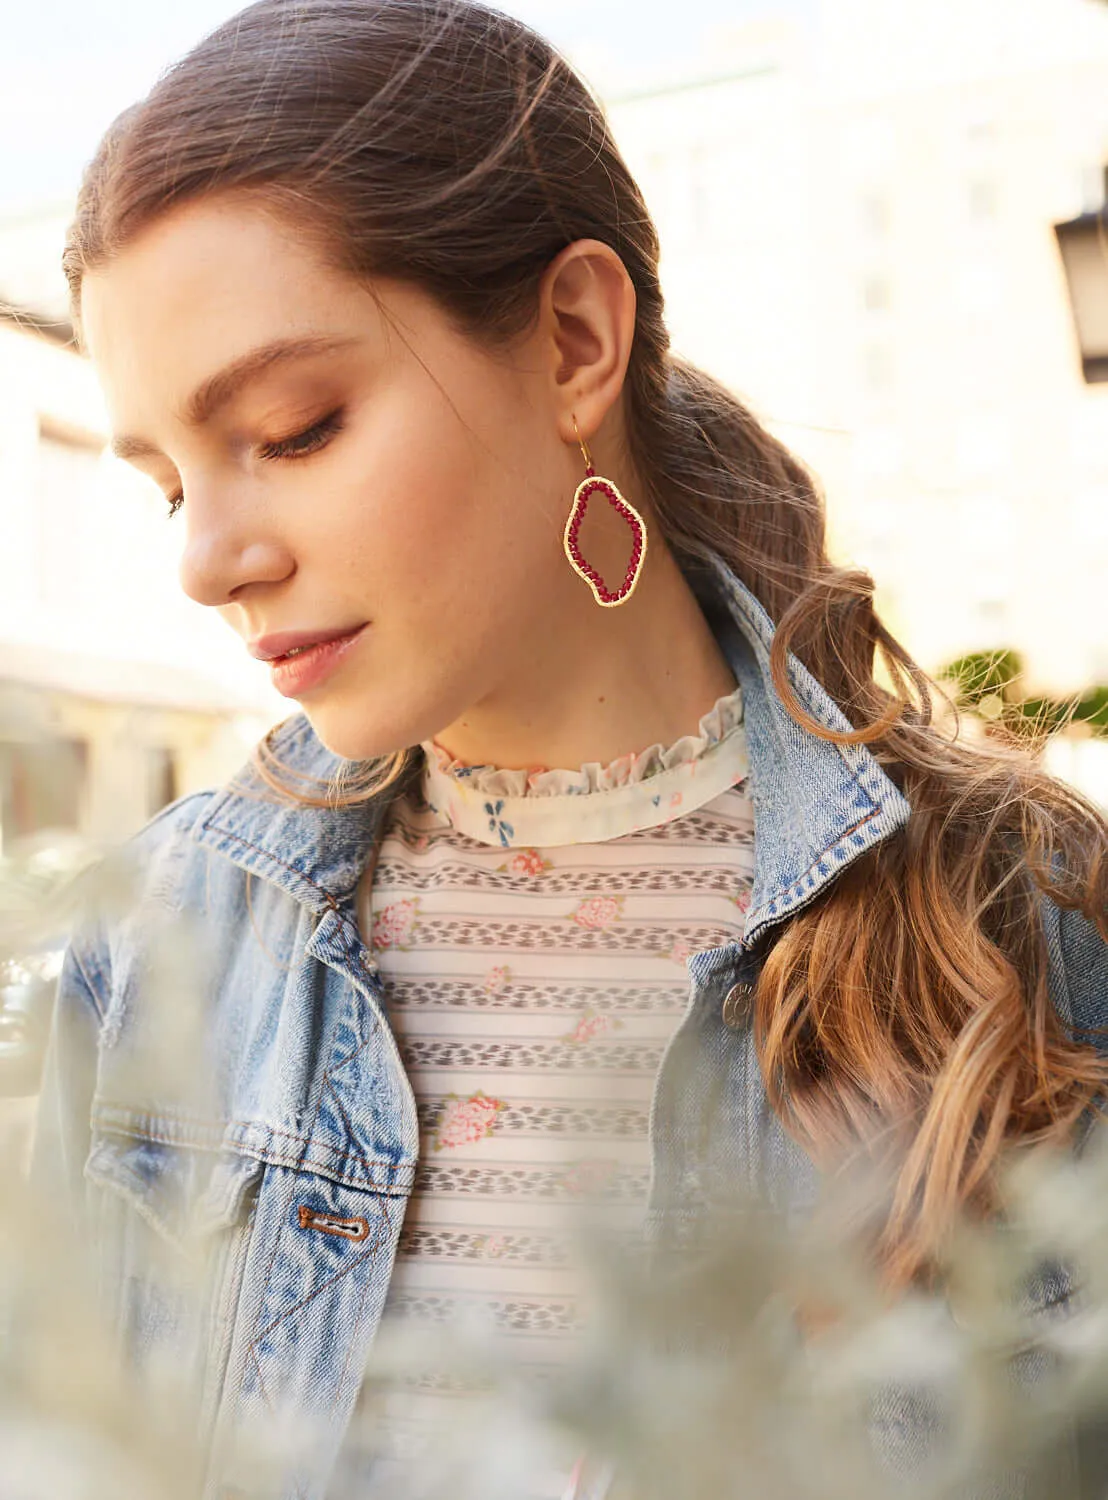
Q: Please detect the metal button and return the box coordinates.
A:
[721,981,755,1030]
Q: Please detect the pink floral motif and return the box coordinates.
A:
[411,833,430,853]
[668,790,684,809]
[483,965,511,995]
[607,751,637,782]
[372,897,420,950]
[433,1091,506,1152]
[732,889,752,913]
[481,1233,509,1259]
[561,1009,622,1044]
[667,936,695,966]
[498,848,551,877]
[570,895,624,930]
[560,1158,619,1197]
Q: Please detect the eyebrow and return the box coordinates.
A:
[109,334,361,461]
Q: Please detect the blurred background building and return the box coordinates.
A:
[0,292,281,855]
[0,0,1106,857]
[602,0,1108,800]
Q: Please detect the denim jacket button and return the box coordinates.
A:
[721,981,755,1030]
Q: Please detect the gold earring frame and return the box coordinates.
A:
[563,416,648,607]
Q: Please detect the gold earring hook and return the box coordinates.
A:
[572,414,593,474]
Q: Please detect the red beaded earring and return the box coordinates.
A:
[563,416,649,607]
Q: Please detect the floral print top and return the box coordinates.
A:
[344,682,756,1499]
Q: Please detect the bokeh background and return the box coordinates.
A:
[3,8,1108,1479]
[1,0,1107,861]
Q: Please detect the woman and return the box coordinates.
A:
[33,1,1108,1496]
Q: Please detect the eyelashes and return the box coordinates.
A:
[258,407,347,463]
[164,407,347,518]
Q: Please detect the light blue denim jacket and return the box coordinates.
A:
[31,554,1108,1499]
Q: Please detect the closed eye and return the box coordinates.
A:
[164,407,347,518]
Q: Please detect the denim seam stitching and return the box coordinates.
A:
[95,1134,412,1187]
[92,1110,411,1176]
[786,803,883,891]
[249,1205,390,1347]
[245,996,344,1399]
[323,1077,370,1163]
[337,1195,396,1395]
[199,819,340,907]
[753,778,886,920]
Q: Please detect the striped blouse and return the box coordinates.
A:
[340,683,757,1499]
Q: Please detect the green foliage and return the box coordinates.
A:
[940,647,1108,740]
[943,648,1023,705]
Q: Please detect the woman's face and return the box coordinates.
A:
[81,194,608,761]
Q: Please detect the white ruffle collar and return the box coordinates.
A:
[419,682,749,848]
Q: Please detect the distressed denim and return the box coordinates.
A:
[30,553,1108,1498]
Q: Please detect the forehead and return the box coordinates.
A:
[79,197,409,454]
[81,198,356,397]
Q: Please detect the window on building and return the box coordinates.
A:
[862,343,895,397]
[0,737,88,847]
[860,192,891,238]
[861,275,891,313]
[1079,161,1108,216]
[33,422,106,620]
[968,178,997,222]
[145,747,179,817]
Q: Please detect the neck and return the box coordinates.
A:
[429,542,738,772]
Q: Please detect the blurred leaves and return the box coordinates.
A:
[4,815,1108,1500]
[939,647,1108,742]
[337,1133,1108,1500]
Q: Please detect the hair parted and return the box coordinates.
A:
[62,0,1108,1284]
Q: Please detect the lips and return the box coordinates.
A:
[262,624,369,699]
[248,625,368,662]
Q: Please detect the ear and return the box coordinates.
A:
[538,239,637,452]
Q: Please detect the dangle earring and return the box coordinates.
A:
[563,415,648,607]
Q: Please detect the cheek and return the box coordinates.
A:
[325,442,477,591]
[323,412,559,607]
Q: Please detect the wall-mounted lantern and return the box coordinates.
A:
[1054,165,1108,383]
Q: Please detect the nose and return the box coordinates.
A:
[177,491,295,607]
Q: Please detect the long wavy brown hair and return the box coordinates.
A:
[62,0,1108,1283]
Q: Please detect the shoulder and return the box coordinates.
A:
[63,710,345,982]
[103,710,319,899]
[127,785,220,857]
[60,788,220,995]
[113,785,223,904]
[63,716,306,980]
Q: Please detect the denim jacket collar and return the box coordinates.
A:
[189,553,912,952]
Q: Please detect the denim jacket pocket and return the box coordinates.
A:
[84,1106,265,1455]
[86,1123,263,1247]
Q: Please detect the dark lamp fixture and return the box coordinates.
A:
[1054,165,1108,383]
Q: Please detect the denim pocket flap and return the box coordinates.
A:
[86,1128,262,1247]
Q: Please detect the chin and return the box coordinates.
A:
[298,701,418,766]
